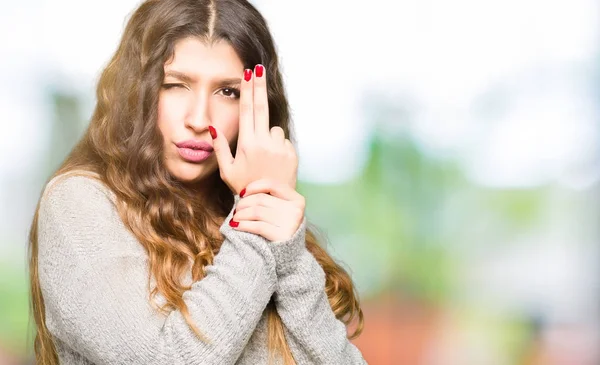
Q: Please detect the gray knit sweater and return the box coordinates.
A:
[36,174,367,364]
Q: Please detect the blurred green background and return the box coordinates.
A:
[1,1,599,364]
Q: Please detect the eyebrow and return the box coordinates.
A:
[164,70,241,86]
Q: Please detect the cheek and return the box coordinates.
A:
[212,105,239,141]
[157,94,187,136]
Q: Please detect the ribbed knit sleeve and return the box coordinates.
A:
[269,228,368,364]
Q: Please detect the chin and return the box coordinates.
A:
[168,162,213,184]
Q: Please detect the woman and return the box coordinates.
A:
[28,0,366,364]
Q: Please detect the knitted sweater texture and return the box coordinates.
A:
[37,174,366,364]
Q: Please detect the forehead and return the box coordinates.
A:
[164,37,244,77]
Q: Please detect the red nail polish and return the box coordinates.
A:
[244,69,252,81]
[209,126,217,139]
[240,188,246,198]
[229,220,239,228]
[233,209,236,215]
[255,64,264,78]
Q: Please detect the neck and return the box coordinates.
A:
[183,172,231,218]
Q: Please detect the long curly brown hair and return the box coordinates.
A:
[28,0,363,364]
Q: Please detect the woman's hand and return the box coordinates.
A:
[210,64,298,195]
[229,179,305,243]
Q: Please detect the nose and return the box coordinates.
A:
[185,93,211,132]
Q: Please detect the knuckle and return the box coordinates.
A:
[252,206,262,220]
[270,126,284,134]
[240,140,255,152]
[255,104,267,116]
[263,178,274,187]
[284,142,297,157]
[273,146,287,157]
[295,205,304,218]
[240,103,253,115]
[298,196,306,209]
[235,200,246,211]
[255,223,265,236]
[256,193,266,206]
[219,168,228,181]
[264,142,276,153]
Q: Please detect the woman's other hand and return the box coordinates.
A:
[229,179,305,243]
[210,64,298,195]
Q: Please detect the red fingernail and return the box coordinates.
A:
[209,126,217,139]
[244,69,252,81]
[233,209,236,215]
[240,188,246,198]
[255,64,264,78]
[229,220,239,228]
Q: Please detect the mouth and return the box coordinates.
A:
[175,140,214,152]
[177,146,213,163]
[175,140,214,163]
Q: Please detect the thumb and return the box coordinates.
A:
[209,125,234,172]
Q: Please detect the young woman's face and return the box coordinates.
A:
[158,37,243,184]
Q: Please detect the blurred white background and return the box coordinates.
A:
[1,1,598,364]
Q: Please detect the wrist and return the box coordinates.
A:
[269,217,307,277]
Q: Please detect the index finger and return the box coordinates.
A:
[238,68,254,145]
[243,179,302,202]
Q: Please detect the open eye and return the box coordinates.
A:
[220,87,240,99]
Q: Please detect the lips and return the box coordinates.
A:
[175,140,214,151]
[175,140,214,163]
